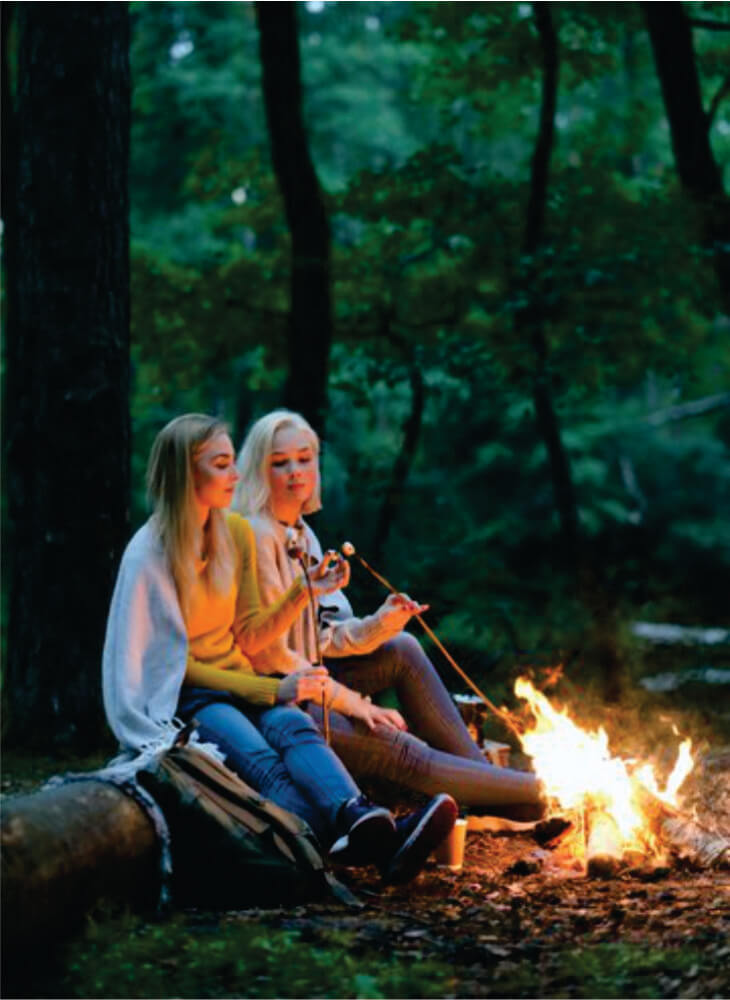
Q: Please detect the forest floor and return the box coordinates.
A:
[3,744,730,999]
[4,644,730,999]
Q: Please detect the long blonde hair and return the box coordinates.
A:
[147,414,235,615]
[233,409,322,517]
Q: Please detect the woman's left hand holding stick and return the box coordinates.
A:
[276,666,330,704]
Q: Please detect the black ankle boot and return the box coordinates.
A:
[380,793,458,885]
[329,795,397,867]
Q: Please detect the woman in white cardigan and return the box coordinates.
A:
[233,410,545,820]
[102,413,457,882]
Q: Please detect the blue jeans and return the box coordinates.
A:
[317,632,544,820]
[178,689,360,844]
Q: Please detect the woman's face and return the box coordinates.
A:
[268,426,317,519]
[193,432,239,510]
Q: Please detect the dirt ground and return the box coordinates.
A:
[3,749,729,998]
[212,820,729,998]
[217,750,730,998]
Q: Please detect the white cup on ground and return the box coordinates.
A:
[434,817,467,870]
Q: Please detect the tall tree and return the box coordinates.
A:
[256,1,332,436]
[516,4,579,567]
[3,3,131,750]
[643,2,730,314]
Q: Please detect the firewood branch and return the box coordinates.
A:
[643,391,730,426]
[707,74,730,129]
[636,785,730,870]
[689,17,730,31]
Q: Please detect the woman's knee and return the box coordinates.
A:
[362,726,433,780]
[386,631,421,657]
[259,705,323,750]
[385,631,434,678]
[194,702,267,751]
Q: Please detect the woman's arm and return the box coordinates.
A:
[304,527,405,658]
[323,677,406,731]
[251,641,312,676]
[185,652,330,707]
[245,524,311,674]
[230,515,311,656]
[184,653,282,707]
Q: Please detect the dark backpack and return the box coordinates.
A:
[139,742,360,909]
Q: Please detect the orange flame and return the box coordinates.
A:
[514,677,694,861]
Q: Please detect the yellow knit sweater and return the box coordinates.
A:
[184,513,308,706]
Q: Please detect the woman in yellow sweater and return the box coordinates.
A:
[102,414,456,884]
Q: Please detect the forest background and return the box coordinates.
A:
[2,4,730,998]
[2,0,729,754]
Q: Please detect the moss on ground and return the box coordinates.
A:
[55,912,455,999]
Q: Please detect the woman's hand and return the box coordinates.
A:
[309,550,350,597]
[276,666,329,704]
[347,696,408,732]
[376,592,428,631]
[368,704,407,731]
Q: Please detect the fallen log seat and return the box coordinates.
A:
[1,779,160,956]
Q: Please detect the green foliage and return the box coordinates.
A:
[127,0,730,654]
[44,908,722,1000]
[60,912,455,999]
[546,941,712,999]
[475,939,714,998]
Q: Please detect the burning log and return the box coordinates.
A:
[512,676,730,875]
[584,786,730,877]
[585,808,623,878]
[661,815,730,868]
[636,785,730,870]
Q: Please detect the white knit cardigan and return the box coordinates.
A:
[102,520,190,757]
[246,512,402,676]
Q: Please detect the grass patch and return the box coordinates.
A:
[56,912,456,999]
[541,942,708,999]
[1,748,110,797]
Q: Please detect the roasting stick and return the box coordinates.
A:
[341,542,524,742]
[286,529,331,744]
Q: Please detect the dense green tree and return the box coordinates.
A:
[123,0,730,681]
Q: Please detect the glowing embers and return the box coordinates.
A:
[514,677,694,869]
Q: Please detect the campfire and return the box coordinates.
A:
[512,678,729,877]
[338,538,728,877]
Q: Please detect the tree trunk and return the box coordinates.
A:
[373,362,425,562]
[516,4,579,567]
[1,4,19,614]
[643,2,730,314]
[256,2,332,437]
[517,7,625,699]
[1,782,159,959]
[3,3,131,751]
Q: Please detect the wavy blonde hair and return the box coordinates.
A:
[146,414,235,616]
[233,409,322,517]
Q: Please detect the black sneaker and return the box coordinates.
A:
[329,795,397,867]
[380,793,458,886]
